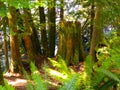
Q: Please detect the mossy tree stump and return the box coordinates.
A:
[58,20,85,65]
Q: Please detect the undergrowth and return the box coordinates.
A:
[0,81,15,90]
[2,40,120,90]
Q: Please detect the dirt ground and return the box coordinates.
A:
[3,62,84,90]
[4,72,27,90]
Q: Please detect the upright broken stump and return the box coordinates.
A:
[58,21,85,65]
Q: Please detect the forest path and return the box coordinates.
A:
[4,73,27,90]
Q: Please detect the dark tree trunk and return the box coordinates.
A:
[23,9,41,66]
[39,7,48,56]
[0,63,4,85]
[48,0,56,57]
[2,17,10,72]
[60,0,64,20]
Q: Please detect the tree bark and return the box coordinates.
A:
[60,0,64,20]
[90,1,95,41]
[39,7,48,56]
[0,63,4,85]
[23,9,41,66]
[89,5,103,62]
[48,0,56,57]
[2,17,10,72]
[58,21,85,65]
[8,6,23,73]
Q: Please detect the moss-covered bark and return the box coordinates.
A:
[23,9,41,66]
[58,21,85,65]
[89,5,104,62]
[8,6,23,73]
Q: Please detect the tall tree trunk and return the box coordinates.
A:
[58,21,84,65]
[39,6,48,56]
[23,9,41,66]
[0,2,5,85]
[2,17,10,72]
[89,5,103,62]
[60,0,64,20]
[90,1,95,41]
[8,6,23,73]
[0,63,4,85]
[48,0,56,57]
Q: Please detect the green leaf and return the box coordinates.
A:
[0,2,7,17]
[96,68,120,82]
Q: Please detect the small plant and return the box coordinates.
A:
[26,62,47,90]
[58,74,81,90]
[0,81,15,90]
[43,56,73,83]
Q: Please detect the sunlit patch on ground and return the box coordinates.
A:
[4,72,27,90]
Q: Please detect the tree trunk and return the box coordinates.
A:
[48,0,56,57]
[8,6,23,73]
[23,9,41,66]
[39,7,48,56]
[60,0,64,20]
[0,63,4,85]
[58,21,85,65]
[89,5,103,62]
[2,17,10,72]
[90,1,95,41]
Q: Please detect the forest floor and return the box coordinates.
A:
[4,72,27,90]
[3,62,84,90]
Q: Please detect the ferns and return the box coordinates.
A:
[59,74,80,90]
[48,56,71,75]
[27,62,47,90]
[96,68,120,83]
[2,50,120,90]
[0,81,15,90]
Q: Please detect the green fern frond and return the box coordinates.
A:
[30,62,47,90]
[96,68,120,82]
[92,72,105,89]
[59,74,80,90]
[97,79,117,90]
[85,55,94,75]
[84,55,94,88]
[48,58,60,68]
[48,56,71,75]
[44,68,68,82]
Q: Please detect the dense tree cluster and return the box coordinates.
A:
[0,0,120,89]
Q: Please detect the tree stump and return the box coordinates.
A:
[58,20,85,65]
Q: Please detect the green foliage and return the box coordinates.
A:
[96,68,120,82]
[0,2,7,17]
[6,0,35,9]
[0,81,15,90]
[84,55,94,89]
[43,56,77,83]
[49,56,70,75]
[35,0,47,7]
[28,62,47,90]
[82,43,120,90]
[97,79,117,90]
[91,31,120,90]
[59,74,81,90]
